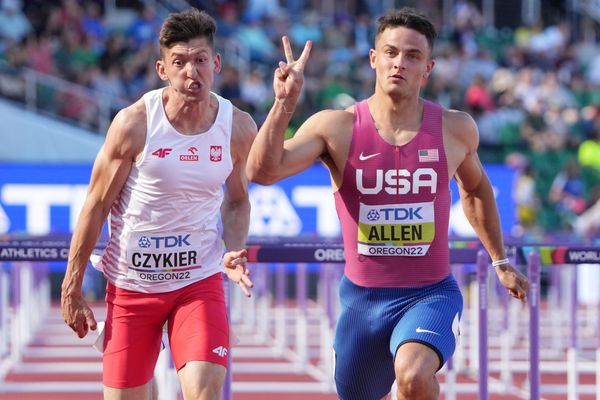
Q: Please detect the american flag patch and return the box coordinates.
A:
[418,149,439,162]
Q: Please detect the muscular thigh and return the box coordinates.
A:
[103,283,169,389]
[168,273,229,371]
[333,276,397,400]
[390,275,463,370]
[333,274,463,399]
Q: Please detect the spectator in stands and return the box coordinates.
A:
[127,3,162,50]
[243,0,280,22]
[24,34,55,74]
[574,185,600,236]
[0,0,31,49]
[579,128,600,176]
[550,158,587,229]
[289,10,322,48]
[0,0,597,237]
[240,67,269,109]
[80,2,108,53]
[234,15,277,63]
[465,73,495,113]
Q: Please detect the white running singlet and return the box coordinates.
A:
[95,88,233,293]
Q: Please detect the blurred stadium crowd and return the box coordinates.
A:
[0,0,599,237]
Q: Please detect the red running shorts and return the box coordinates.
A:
[102,272,229,388]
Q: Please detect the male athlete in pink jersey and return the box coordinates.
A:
[61,9,254,400]
[247,7,528,400]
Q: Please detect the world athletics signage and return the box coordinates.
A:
[0,163,515,238]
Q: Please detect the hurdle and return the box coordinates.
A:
[1,236,600,399]
[529,251,540,400]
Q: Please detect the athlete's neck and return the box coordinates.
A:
[367,93,423,141]
[163,88,218,135]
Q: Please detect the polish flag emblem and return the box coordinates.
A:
[210,146,222,162]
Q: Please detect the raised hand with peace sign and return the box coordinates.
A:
[272,36,312,114]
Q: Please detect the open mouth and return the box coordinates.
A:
[390,74,405,81]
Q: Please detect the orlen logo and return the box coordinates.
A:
[180,146,199,161]
[210,146,222,162]
[152,148,172,158]
[356,168,437,195]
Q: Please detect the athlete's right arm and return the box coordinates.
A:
[246,36,326,184]
[61,103,146,338]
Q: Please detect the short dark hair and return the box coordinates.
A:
[375,8,437,53]
[159,8,217,57]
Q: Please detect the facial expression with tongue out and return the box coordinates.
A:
[156,37,221,103]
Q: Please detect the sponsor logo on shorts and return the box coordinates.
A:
[415,327,440,335]
[212,346,228,357]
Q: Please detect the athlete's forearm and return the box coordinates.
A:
[459,173,506,261]
[62,204,107,295]
[246,99,295,184]
[221,196,251,251]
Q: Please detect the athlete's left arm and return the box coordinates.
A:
[221,108,257,297]
[452,112,529,302]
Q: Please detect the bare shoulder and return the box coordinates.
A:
[298,108,353,140]
[105,98,147,159]
[231,106,257,152]
[443,109,479,142]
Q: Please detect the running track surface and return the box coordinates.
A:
[0,304,596,400]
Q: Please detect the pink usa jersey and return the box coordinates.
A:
[333,99,451,288]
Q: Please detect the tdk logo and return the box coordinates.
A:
[138,236,151,248]
[366,210,380,221]
[380,207,423,220]
[140,234,192,248]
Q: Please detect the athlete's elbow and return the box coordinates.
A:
[249,173,279,186]
[246,164,279,185]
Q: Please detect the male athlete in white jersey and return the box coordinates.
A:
[61,8,255,400]
[247,7,529,400]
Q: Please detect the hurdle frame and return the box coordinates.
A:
[1,237,600,399]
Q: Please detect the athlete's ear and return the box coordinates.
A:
[369,48,376,70]
[213,53,222,74]
[421,59,435,87]
[156,59,169,81]
[423,59,435,78]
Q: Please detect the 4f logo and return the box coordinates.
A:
[210,146,222,162]
[152,148,172,158]
[212,346,227,357]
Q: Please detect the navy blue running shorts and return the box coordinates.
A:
[333,274,463,400]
